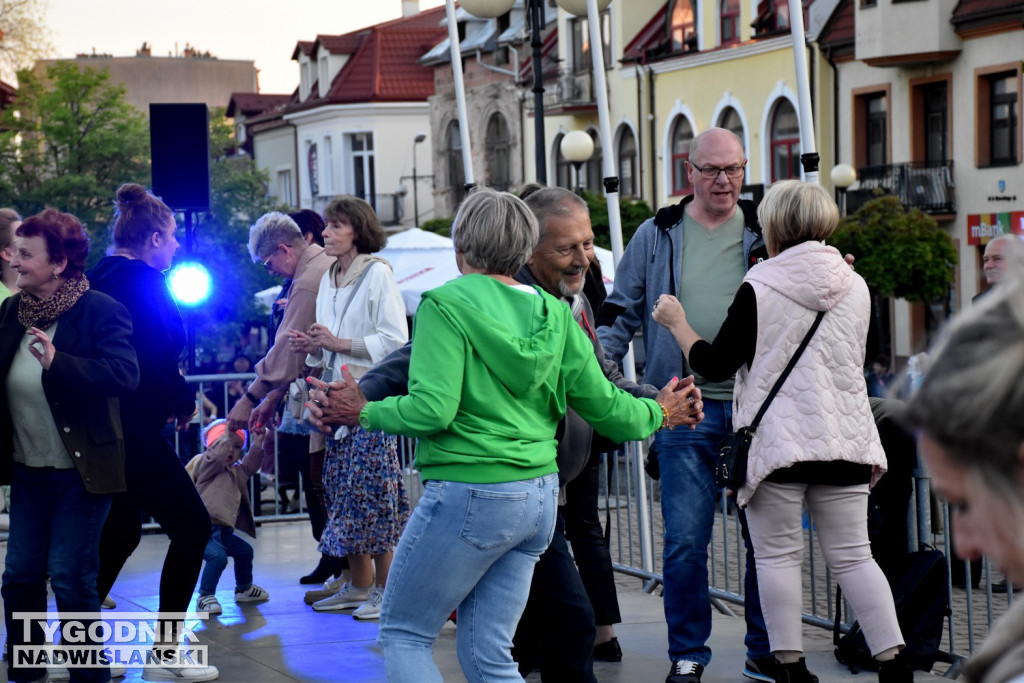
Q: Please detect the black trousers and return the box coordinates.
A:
[513,513,598,683]
[97,424,211,642]
[564,450,621,627]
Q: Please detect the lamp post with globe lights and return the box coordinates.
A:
[830,163,857,215]
[787,0,820,183]
[560,130,594,197]
[444,0,476,190]
[460,0,549,183]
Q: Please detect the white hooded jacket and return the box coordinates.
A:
[733,241,886,507]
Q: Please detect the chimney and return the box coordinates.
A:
[401,0,419,17]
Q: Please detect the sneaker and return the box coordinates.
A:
[304,576,345,605]
[49,665,127,680]
[234,585,269,603]
[101,595,117,609]
[142,659,219,682]
[666,660,704,683]
[352,586,384,620]
[312,582,370,612]
[743,655,777,682]
[197,595,222,615]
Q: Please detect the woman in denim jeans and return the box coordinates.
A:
[322,188,696,682]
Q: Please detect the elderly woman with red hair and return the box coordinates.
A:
[0,209,139,683]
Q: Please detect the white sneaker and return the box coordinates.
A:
[101,595,117,609]
[312,582,370,612]
[197,594,222,615]
[234,585,269,603]
[48,664,127,680]
[304,576,345,605]
[142,657,219,682]
[352,585,384,620]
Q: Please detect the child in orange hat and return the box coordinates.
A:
[189,420,270,615]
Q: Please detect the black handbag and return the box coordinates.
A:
[715,310,825,490]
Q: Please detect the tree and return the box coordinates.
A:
[189,107,286,364]
[0,0,52,83]
[584,191,654,251]
[828,195,957,303]
[0,61,150,261]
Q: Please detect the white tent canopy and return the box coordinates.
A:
[255,228,616,318]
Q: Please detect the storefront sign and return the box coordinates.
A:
[966,211,1024,245]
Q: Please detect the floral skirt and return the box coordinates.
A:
[318,426,410,557]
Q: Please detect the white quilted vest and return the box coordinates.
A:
[732,241,886,508]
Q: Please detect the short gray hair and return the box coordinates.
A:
[451,188,538,276]
[986,234,1024,268]
[520,186,588,242]
[757,180,838,254]
[248,212,303,262]
[901,277,1024,513]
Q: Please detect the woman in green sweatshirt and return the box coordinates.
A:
[344,187,691,682]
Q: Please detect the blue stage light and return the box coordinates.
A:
[168,261,211,306]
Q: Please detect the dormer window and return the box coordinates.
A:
[669,0,697,53]
[319,54,329,94]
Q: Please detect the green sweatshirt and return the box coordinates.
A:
[360,274,663,483]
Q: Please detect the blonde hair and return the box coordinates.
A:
[756,180,839,255]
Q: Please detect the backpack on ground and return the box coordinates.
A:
[833,547,950,673]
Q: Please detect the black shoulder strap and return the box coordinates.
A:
[748,310,826,431]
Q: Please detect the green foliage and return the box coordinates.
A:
[583,191,654,250]
[0,62,150,263]
[828,195,957,302]
[192,107,288,356]
[420,215,453,237]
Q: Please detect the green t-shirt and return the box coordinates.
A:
[678,209,746,400]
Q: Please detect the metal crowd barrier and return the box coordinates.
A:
[167,374,1010,674]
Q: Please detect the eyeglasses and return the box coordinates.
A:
[261,245,281,270]
[690,162,746,179]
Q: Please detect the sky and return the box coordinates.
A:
[44,0,445,95]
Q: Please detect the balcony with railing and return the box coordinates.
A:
[524,70,596,114]
[311,193,404,225]
[847,161,956,215]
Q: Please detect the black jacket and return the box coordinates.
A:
[0,290,140,494]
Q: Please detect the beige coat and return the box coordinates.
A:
[190,435,263,537]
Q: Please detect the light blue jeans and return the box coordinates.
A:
[378,473,558,683]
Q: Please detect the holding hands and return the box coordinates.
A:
[305,365,366,432]
[655,375,705,430]
[287,328,316,355]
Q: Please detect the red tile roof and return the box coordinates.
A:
[817,0,854,53]
[291,41,315,61]
[226,92,293,118]
[294,6,447,107]
[952,0,1024,27]
[622,5,669,63]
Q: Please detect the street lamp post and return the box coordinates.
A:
[561,130,594,197]
[830,163,857,215]
[788,0,820,183]
[461,0,548,183]
[444,0,475,190]
[412,132,427,227]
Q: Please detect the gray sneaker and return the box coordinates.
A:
[352,586,384,620]
[142,655,219,682]
[304,576,345,605]
[312,582,370,612]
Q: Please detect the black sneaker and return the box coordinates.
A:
[667,660,704,683]
[743,656,777,682]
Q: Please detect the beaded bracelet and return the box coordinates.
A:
[657,401,671,430]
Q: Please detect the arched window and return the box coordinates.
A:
[720,0,740,44]
[585,130,602,194]
[446,121,466,210]
[485,113,511,191]
[669,0,696,52]
[618,127,637,197]
[670,116,694,195]
[718,107,744,145]
[770,100,800,182]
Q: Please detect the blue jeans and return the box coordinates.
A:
[657,398,769,665]
[379,473,558,683]
[2,464,112,683]
[198,526,254,596]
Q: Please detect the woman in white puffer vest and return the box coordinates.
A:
[652,180,911,683]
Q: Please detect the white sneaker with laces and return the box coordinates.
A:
[312,582,370,612]
[303,576,345,605]
[142,652,219,682]
[352,585,384,620]
[234,585,269,603]
[197,595,222,615]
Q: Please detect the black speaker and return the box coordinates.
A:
[149,103,211,211]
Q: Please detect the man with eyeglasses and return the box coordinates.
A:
[227,212,333,433]
[597,128,772,683]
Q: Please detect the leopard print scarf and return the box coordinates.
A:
[17,275,90,329]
